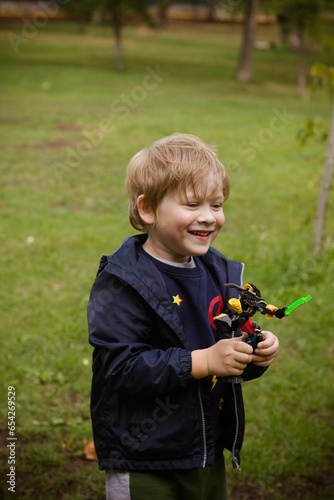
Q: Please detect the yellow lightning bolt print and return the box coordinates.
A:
[211,375,218,390]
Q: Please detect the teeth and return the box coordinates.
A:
[191,231,209,236]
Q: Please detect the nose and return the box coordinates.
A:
[197,205,216,225]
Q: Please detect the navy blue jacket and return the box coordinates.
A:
[88,234,266,471]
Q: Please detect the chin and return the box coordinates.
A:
[191,247,210,256]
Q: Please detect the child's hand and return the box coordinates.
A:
[252,331,279,367]
[191,338,253,379]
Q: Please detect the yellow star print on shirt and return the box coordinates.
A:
[172,294,183,306]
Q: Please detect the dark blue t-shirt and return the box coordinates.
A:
[148,257,224,349]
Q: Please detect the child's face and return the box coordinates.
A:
[143,172,225,263]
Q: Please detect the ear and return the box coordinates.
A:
[136,194,155,226]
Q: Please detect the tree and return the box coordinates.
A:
[109,0,123,71]
[106,0,153,70]
[206,0,218,22]
[264,0,334,98]
[236,0,260,82]
[310,64,334,253]
[66,0,96,32]
[156,0,175,29]
[64,0,151,70]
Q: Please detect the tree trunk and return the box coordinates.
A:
[298,30,307,99]
[77,16,87,34]
[206,0,216,22]
[157,1,173,29]
[313,98,334,253]
[111,1,123,71]
[236,0,260,82]
[158,5,168,28]
[277,13,290,48]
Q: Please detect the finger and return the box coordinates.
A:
[227,366,245,376]
[256,331,277,345]
[255,339,279,356]
[235,353,253,365]
[252,351,274,361]
[237,349,256,366]
[238,331,250,341]
[230,360,250,374]
[233,340,253,355]
[254,343,277,355]
[252,356,276,367]
[233,334,247,341]
[254,337,277,354]
[252,352,277,365]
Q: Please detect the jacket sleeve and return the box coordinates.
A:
[87,269,193,396]
[242,363,268,381]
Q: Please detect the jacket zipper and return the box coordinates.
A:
[231,382,241,471]
[198,381,207,467]
[231,315,242,471]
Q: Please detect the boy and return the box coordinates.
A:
[88,133,279,500]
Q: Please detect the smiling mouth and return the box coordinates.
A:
[189,230,211,237]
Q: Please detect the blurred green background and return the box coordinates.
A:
[0,2,334,499]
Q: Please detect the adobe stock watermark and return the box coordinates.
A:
[52,64,169,182]
[224,106,297,177]
[7,0,71,53]
[224,106,296,177]
[109,395,181,462]
[7,386,17,494]
[234,436,301,497]
[91,275,128,316]
[240,106,296,162]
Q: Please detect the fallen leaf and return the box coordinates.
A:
[60,439,68,449]
[84,441,98,460]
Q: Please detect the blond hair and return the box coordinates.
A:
[126,133,229,232]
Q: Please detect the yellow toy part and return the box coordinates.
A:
[228,298,243,314]
[213,312,228,321]
[265,304,278,319]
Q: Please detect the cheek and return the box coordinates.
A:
[217,212,225,229]
[173,213,194,229]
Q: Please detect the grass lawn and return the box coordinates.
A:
[0,19,334,499]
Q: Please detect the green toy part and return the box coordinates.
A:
[284,295,312,316]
